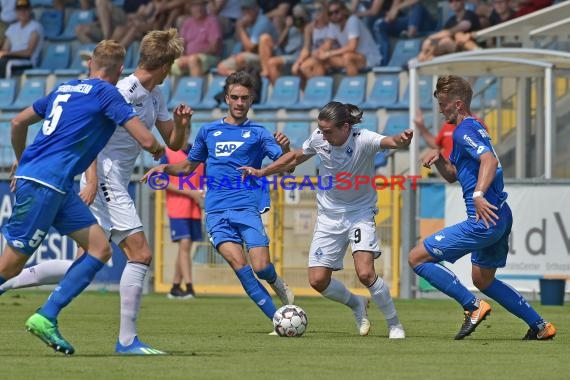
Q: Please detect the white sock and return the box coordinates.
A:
[368,276,400,326]
[321,278,360,309]
[0,260,72,292]
[119,262,148,346]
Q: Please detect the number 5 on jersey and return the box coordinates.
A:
[43,94,71,135]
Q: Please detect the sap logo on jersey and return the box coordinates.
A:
[215,141,244,156]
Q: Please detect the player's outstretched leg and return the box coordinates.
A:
[480,278,556,340]
[321,278,371,336]
[367,276,405,339]
[0,260,72,295]
[454,299,492,340]
[25,313,75,355]
[256,263,294,305]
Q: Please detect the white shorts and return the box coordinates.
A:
[308,207,381,270]
[80,160,143,245]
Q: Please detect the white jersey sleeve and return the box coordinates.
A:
[359,128,386,155]
[302,129,320,156]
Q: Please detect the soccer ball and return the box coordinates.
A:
[272,305,308,337]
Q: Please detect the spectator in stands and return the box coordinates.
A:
[75,0,149,44]
[416,0,481,62]
[208,0,242,38]
[171,0,222,77]
[458,0,515,50]
[293,0,333,86]
[258,3,308,85]
[216,0,278,76]
[258,0,300,34]
[373,0,436,66]
[512,0,553,17]
[349,0,392,31]
[0,0,17,47]
[0,0,43,78]
[162,125,204,300]
[300,0,380,77]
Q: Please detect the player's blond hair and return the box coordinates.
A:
[434,75,473,106]
[91,40,126,75]
[138,28,184,71]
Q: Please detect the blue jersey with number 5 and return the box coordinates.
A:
[15,78,137,193]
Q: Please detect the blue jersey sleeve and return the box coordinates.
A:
[188,126,208,162]
[261,128,283,161]
[32,95,51,119]
[160,155,168,165]
[97,82,137,126]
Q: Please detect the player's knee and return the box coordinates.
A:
[308,276,327,293]
[356,270,376,287]
[408,245,427,268]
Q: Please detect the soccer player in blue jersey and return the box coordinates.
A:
[142,70,294,328]
[409,75,556,340]
[0,40,165,355]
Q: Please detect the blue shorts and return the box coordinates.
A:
[169,218,203,242]
[2,179,97,255]
[423,203,512,269]
[205,208,269,251]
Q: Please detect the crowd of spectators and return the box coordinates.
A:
[0,0,559,82]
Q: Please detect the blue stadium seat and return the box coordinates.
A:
[382,113,410,135]
[168,76,204,109]
[291,76,333,110]
[396,76,433,109]
[25,42,72,76]
[194,75,226,109]
[282,121,311,148]
[471,76,499,109]
[54,43,96,76]
[3,77,46,111]
[52,9,95,41]
[31,0,54,6]
[387,38,422,68]
[123,41,140,74]
[262,121,277,134]
[0,79,17,111]
[26,122,42,146]
[39,10,65,40]
[255,76,301,110]
[358,113,379,132]
[333,76,367,105]
[361,75,399,109]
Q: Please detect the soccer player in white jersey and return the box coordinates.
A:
[141,71,294,330]
[240,101,412,338]
[0,29,190,355]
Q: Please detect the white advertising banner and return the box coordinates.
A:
[445,184,570,292]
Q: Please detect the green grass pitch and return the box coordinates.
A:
[1,291,568,380]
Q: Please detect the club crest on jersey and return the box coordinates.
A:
[346,147,353,156]
[241,130,251,138]
[215,141,244,156]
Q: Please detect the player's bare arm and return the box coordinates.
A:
[156,104,193,151]
[140,159,200,183]
[274,131,291,154]
[473,152,499,228]
[239,149,312,177]
[123,116,165,159]
[380,128,414,149]
[79,160,98,205]
[422,149,457,183]
[10,106,42,161]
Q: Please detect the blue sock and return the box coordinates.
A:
[413,262,478,311]
[236,265,276,319]
[482,278,544,329]
[38,254,104,322]
[255,263,277,283]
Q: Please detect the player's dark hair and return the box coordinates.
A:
[318,101,363,128]
[223,70,256,98]
[434,75,473,106]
